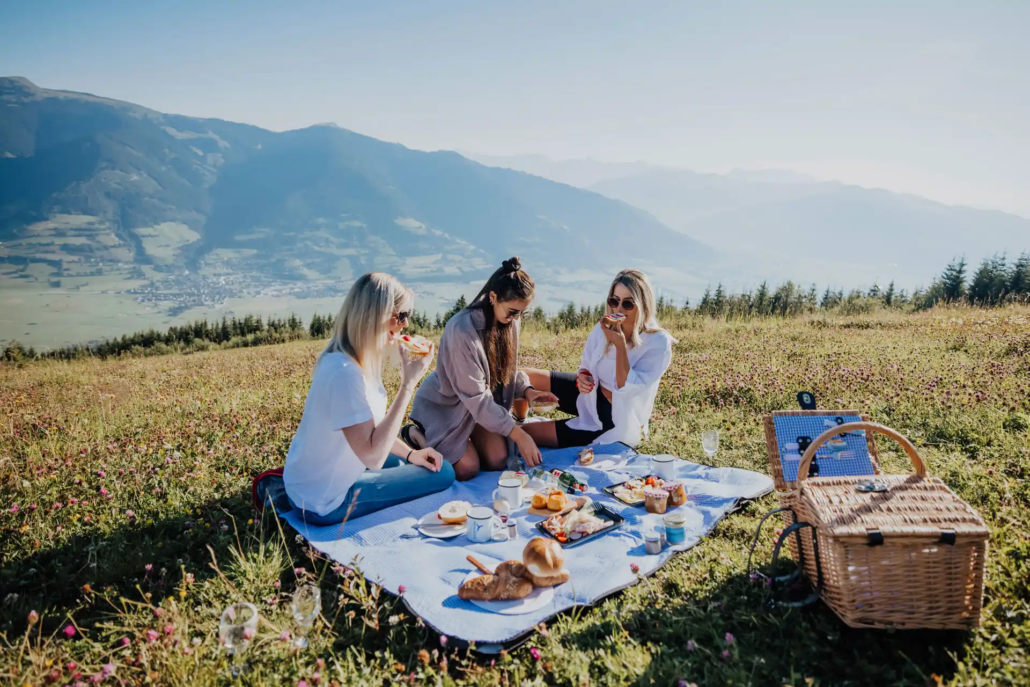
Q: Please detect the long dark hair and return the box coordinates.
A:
[470,257,535,389]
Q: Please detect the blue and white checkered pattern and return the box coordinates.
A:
[772,414,876,482]
[280,443,773,646]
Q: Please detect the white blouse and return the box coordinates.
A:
[566,323,674,447]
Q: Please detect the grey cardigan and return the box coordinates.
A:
[410,307,531,464]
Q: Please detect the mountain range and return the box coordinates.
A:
[0,77,709,290]
[464,154,1030,288]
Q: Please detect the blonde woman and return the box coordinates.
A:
[522,269,674,448]
[283,272,454,525]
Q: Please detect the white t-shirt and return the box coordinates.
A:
[595,346,617,391]
[283,352,388,516]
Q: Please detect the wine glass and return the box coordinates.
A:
[701,430,719,459]
[291,584,321,649]
[219,602,258,678]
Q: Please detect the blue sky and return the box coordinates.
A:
[3,0,1028,216]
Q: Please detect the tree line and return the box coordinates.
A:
[3,252,1028,363]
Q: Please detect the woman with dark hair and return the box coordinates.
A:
[406,258,559,480]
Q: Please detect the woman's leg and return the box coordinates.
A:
[521,420,558,448]
[453,441,481,482]
[521,368,552,392]
[471,423,509,472]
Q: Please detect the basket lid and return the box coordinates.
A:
[799,474,988,539]
[763,411,881,491]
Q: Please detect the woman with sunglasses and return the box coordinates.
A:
[521,269,674,448]
[406,257,557,480]
[283,272,454,526]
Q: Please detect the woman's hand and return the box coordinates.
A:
[398,342,434,387]
[576,369,594,394]
[600,316,627,348]
[408,447,444,472]
[524,388,559,406]
[510,426,542,467]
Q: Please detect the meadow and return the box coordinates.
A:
[2,306,1029,686]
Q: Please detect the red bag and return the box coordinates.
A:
[251,467,284,513]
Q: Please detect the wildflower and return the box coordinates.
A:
[537,622,549,636]
[90,673,103,683]
[686,640,696,651]
[398,584,406,594]
[530,647,541,661]
[145,629,159,643]
[388,615,400,626]
[145,564,154,572]
[721,650,730,660]
[164,624,175,635]
[28,610,39,625]
[185,573,194,584]
[725,632,735,645]
[120,636,130,647]
[439,634,449,647]
[294,567,305,575]
[312,673,322,684]
[97,470,105,477]
[279,630,291,642]
[9,505,18,514]
[102,663,115,677]
[273,580,281,589]
[68,661,78,671]
[243,627,255,641]
[297,681,308,687]
[125,510,136,520]
[630,563,640,574]
[63,625,76,638]
[68,498,78,505]
[99,488,108,496]
[29,504,37,511]
[316,658,325,670]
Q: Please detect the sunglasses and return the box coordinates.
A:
[394,311,410,324]
[606,297,636,311]
[505,308,523,320]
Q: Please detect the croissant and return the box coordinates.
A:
[458,560,533,601]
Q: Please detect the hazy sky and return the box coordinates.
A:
[3,0,1028,216]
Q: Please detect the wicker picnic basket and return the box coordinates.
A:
[792,422,989,629]
[762,411,882,570]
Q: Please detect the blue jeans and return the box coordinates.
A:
[289,455,455,526]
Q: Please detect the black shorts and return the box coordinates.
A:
[550,371,615,448]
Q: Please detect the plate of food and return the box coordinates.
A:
[416,501,470,538]
[604,475,667,506]
[458,540,567,615]
[536,502,624,547]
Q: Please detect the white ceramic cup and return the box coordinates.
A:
[466,506,504,543]
[650,454,678,481]
[492,478,523,511]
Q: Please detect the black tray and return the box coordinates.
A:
[534,503,625,548]
[602,475,663,507]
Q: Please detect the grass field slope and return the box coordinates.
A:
[2,307,1029,685]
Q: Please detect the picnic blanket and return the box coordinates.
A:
[280,443,773,647]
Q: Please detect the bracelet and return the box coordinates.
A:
[406,447,414,461]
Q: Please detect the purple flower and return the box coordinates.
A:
[297,681,308,687]
[279,630,291,642]
[724,632,735,646]
[721,649,730,660]
[9,505,19,514]
[529,647,541,661]
[119,636,130,647]
[439,634,449,647]
[90,674,103,684]
[63,625,76,638]
[686,640,696,651]
[163,624,175,635]
[145,564,153,572]
[97,470,105,477]
[146,629,159,643]
[398,585,407,594]
[102,663,115,677]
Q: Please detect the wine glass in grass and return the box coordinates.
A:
[701,430,719,460]
[219,602,258,678]
[291,584,321,649]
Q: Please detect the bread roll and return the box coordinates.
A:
[438,501,471,524]
[547,490,567,511]
[458,560,533,600]
[531,492,548,509]
[521,538,571,587]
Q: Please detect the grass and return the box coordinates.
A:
[2,306,1029,685]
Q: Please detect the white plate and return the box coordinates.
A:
[460,565,556,615]
[416,512,467,539]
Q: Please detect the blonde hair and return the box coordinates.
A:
[321,272,414,381]
[607,269,663,350]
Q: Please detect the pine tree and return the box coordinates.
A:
[940,257,967,302]
[968,255,1008,305]
[754,281,769,315]
[883,281,896,307]
[1008,252,1030,299]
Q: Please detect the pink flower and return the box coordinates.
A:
[279,630,291,642]
[119,636,130,647]
[163,624,175,635]
[630,563,640,574]
[68,498,78,505]
[90,674,103,684]
[529,647,541,661]
[398,585,407,594]
[63,625,76,638]
[125,510,136,519]
[146,629,159,643]
[102,663,115,677]
[28,610,39,624]
[273,580,281,589]
[316,658,325,669]
[297,681,308,687]
[97,471,105,477]
[721,650,730,660]
[439,634,449,647]
[724,632,735,645]
[294,567,305,576]
[185,573,194,584]
[686,640,696,651]
[68,661,78,671]
[29,504,37,511]
[99,488,108,497]
[145,564,154,572]
[242,627,255,641]
[8,505,18,514]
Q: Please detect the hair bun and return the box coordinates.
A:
[502,257,521,273]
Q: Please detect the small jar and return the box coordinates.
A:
[507,520,519,540]
[663,512,687,545]
[644,530,663,555]
[663,482,687,507]
[643,487,669,514]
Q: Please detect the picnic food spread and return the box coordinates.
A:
[531,492,548,509]
[547,490,569,511]
[458,559,534,601]
[438,500,471,524]
[398,334,432,361]
[539,505,615,544]
[611,475,669,505]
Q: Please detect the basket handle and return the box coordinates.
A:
[795,422,927,489]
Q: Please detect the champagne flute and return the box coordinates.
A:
[291,584,321,649]
[701,430,719,459]
[219,602,258,678]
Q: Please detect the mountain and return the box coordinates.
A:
[465,152,1030,287]
[0,77,710,288]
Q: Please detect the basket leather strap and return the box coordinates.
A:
[769,521,822,608]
